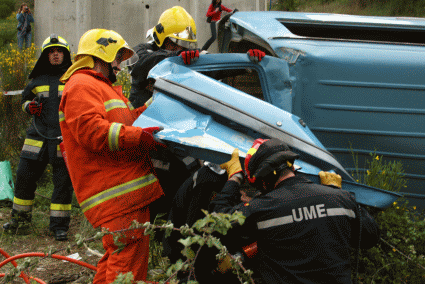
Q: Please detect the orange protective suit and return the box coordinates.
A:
[59,69,164,282]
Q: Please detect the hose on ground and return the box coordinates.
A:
[0,248,97,283]
[0,248,166,283]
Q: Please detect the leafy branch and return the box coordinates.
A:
[108,210,254,284]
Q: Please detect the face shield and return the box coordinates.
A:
[115,47,139,71]
[169,26,197,49]
[146,27,155,43]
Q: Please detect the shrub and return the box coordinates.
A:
[350,151,425,283]
[273,0,299,11]
[351,152,407,193]
[0,94,31,171]
[356,202,425,283]
[0,0,15,19]
[114,67,132,99]
[0,42,36,173]
[0,42,37,91]
[0,13,18,48]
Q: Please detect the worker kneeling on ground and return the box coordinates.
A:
[2,34,73,241]
[210,138,380,283]
[59,29,165,283]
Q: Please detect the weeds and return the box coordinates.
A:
[0,13,17,48]
[0,42,37,178]
[350,149,425,283]
[351,150,407,193]
[0,42,37,91]
[114,67,132,99]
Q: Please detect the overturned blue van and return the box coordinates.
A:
[133,53,401,210]
[212,11,425,210]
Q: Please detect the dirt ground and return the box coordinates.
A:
[0,201,101,284]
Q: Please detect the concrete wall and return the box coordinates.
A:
[34,0,269,55]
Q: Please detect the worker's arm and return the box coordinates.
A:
[131,49,180,89]
[209,178,244,214]
[16,12,23,22]
[210,148,245,213]
[62,79,156,153]
[220,4,233,13]
[351,204,380,250]
[20,82,36,113]
[27,13,34,23]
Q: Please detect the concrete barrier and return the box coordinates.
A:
[34,0,267,54]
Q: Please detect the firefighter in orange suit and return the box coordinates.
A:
[59,29,165,283]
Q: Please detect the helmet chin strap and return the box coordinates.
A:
[107,63,117,84]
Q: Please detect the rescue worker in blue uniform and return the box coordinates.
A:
[210,138,380,284]
[2,34,73,241]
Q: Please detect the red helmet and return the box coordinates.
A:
[245,138,268,184]
[245,138,299,185]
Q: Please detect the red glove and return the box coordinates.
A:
[180,50,199,65]
[247,49,265,63]
[139,126,167,151]
[28,100,42,116]
[143,126,163,135]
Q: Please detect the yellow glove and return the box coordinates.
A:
[220,148,243,179]
[144,97,153,108]
[319,171,342,189]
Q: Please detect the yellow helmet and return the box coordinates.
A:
[76,29,135,63]
[30,34,72,79]
[42,34,70,52]
[153,6,197,49]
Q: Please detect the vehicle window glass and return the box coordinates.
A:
[200,68,264,101]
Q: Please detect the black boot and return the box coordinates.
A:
[54,230,68,241]
[2,209,32,234]
[50,216,70,241]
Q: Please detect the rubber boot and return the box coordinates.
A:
[2,209,32,235]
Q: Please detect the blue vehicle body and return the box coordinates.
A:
[133,55,400,209]
[212,11,425,210]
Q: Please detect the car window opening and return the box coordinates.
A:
[200,68,264,101]
[279,21,425,44]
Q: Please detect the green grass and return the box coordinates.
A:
[0,13,18,50]
[274,0,425,17]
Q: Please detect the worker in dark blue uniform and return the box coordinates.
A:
[2,34,73,241]
[129,6,200,108]
[210,138,380,284]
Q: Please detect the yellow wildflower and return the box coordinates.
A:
[367,170,370,175]
[397,207,399,209]
[393,248,396,252]
[375,156,380,161]
[382,170,385,175]
[413,206,417,210]
[393,202,397,205]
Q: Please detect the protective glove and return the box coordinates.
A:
[180,50,199,65]
[247,49,265,63]
[143,126,163,136]
[27,100,42,116]
[220,148,243,179]
[139,126,167,151]
[319,171,342,189]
